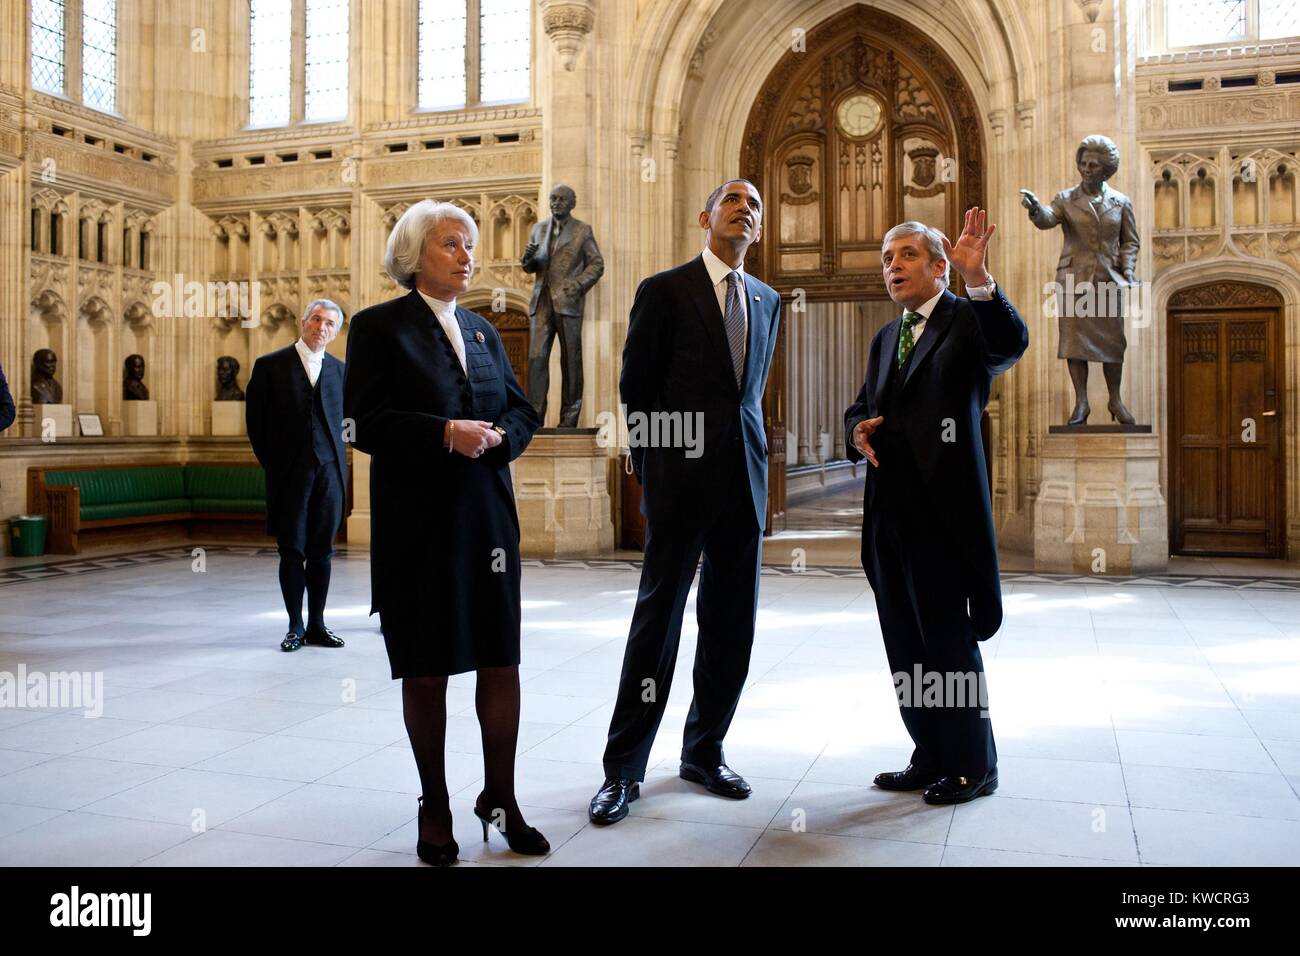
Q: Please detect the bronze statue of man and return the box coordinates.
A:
[521,184,605,427]
[216,355,245,401]
[123,354,149,401]
[1022,134,1139,426]
[31,348,63,404]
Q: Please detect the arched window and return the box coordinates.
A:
[29,0,117,112]
[81,0,117,111]
[1156,0,1299,50]
[30,0,65,95]
[418,0,530,112]
[248,0,350,128]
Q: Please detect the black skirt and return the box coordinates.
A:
[379,593,522,678]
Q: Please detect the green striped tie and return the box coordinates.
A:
[897,311,922,368]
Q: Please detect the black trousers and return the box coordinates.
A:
[603,462,762,781]
[526,288,583,427]
[863,506,997,777]
[275,456,344,635]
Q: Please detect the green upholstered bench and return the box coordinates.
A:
[27,463,267,553]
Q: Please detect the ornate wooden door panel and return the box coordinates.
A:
[1169,282,1285,558]
[740,3,985,534]
[485,307,530,393]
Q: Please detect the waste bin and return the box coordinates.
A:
[8,515,48,557]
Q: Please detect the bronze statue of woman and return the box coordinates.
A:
[1022,134,1139,426]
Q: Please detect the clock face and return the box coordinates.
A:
[836,94,883,138]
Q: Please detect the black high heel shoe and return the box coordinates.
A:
[1067,400,1090,427]
[416,796,458,866]
[1107,398,1135,425]
[473,793,550,856]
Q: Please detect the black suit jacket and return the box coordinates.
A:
[0,362,14,433]
[343,290,540,621]
[843,287,1028,640]
[245,344,348,533]
[621,255,782,531]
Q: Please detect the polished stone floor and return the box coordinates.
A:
[1,546,1299,867]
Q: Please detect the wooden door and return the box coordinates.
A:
[1169,283,1285,558]
[485,307,530,392]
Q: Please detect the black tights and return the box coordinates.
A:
[402,665,527,843]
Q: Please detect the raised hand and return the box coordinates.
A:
[940,206,995,286]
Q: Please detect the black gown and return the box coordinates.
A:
[344,290,540,677]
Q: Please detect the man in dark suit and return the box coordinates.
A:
[246,299,349,652]
[520,184,605,426]
[589,179,782,824]
[844,208,1028,805]
[0,361,14,432]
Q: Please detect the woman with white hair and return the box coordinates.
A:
[344,200,544,865]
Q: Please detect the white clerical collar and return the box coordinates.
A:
[294,338,324,362]
[416,288,457,321]
[702,245,745,286]
[906,287,946,321]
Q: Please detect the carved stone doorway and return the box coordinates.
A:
[739,3,986,533]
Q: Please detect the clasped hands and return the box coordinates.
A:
[445,419,503,458]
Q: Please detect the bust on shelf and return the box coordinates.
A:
[215,355,245,401]
[123,354,149,401]
[31,348,63,404]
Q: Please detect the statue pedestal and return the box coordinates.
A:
[31,403,72,439]
[347,449,371,546]
[515,428,615,558]
[211,401,246,436]
[122,401,158,436]
[1033,431,1168,574]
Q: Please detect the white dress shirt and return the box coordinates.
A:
[294,338,325,387]
[417,289,468,374]
[702,245,748,365]
[903,287,945,344]
[904,278,996,342]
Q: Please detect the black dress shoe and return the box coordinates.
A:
[873,764,943,791]
[303,626,344,648]
[416,796,458,866]
[280,631,304,652]
[922,768,998,805]
[473,793,550,855]
[589,777,639,825]
[679,762,751,799]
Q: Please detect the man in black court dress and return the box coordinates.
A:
[246,299,349,652]
[844,209,1027,805]
[589,179,782,824]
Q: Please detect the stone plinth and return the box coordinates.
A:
[122,401,158,436]
[515,428,615,558]
[1033,432,1168,575]
[347,449,371,546]
[30,404,73,439]
[211,401,246,436]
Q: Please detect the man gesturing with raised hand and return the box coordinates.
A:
[844,208,1027,805]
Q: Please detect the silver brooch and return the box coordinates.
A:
[475,330,485,343]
